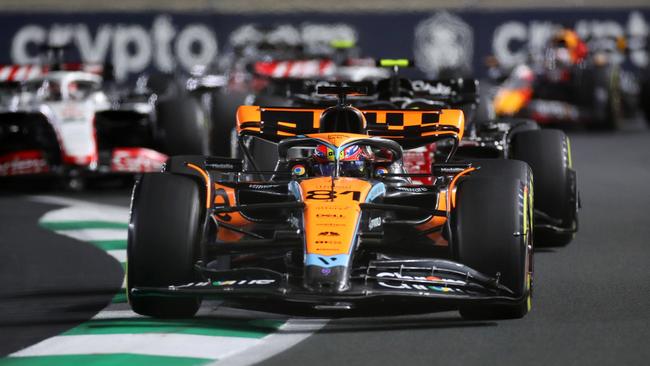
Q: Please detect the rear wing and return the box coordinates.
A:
[236,106,464,149]
[408,78,479,107]
[0,65,46,82]
[0,64,104,82]
[253,59,336,79]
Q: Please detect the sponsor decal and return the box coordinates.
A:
[368,217,382,230]
[315,223,347,227]
[207,163,235,169]
[212,279,276,286]
[254,59,335,79]
[305,253,349,268]
[0,150,48,176]
[110,148,167,173]
[170,279,276,289]
[376,272,465,293]
[395,186,429,193]
[374,167,388,176]
[318,231,340,236]
[288,215,300,227]
[436,166,468,173]
[170,281,212,289]
[529,100,580,121]
[11,15,218,81]
[248,184,280,189]
[315,206,350,210]
[229,22,357,56]
[315,213,344,218]
[314,240,342,245]
[59,103,87,122]
[291,164,306,176]
[411,80,453,95]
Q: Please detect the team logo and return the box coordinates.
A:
[292,164,307,176]
[318,231,341,236]
[414,12,474,78]
[374,167,388,176]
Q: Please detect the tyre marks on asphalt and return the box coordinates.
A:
[2,196,325,366]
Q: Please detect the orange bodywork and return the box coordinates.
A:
[203,107,473,248]
[298,177,372,257]
[236,106,464,142]
[212,182,253,241]
[415,190,450,245]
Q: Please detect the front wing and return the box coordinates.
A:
[131,259,524,309]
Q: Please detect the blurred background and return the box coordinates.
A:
[2,0,648,163]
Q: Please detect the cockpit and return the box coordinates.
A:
[275,135,403,180]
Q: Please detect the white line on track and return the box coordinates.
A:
[107,249,127,263]
[53,228,127,242]
[11,333,262,360]
[210,319,329,366]
[31,195,131,223]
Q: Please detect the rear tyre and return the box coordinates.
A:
[590,66,622,130]
[210,90,248,157]
[157,97,210,155]
[641,75,650,127]
[453,161,533,320]
[511,130,577,246]
[127,173,203,318]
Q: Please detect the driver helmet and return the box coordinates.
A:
[68,81,81,100]
[547,29,588,67]
[313,144,367,177]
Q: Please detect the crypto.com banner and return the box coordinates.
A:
[0,9,648,81]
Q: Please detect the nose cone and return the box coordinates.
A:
[304,264,350,293]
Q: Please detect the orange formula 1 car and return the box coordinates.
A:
[127,87,534,320]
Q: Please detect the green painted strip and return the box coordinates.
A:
[40,221,128,231]
[111,292,128,304]
[0,354,213,366]
[64,318,283,339]
[90,240,127,251]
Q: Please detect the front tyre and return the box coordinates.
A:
[511,129,578,246]
[127,173,203,318]
[453,165,533,320]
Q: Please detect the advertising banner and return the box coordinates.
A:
[0,9,648,81]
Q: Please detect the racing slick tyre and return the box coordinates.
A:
[453,168,533,320]
[127,173,203,318]
[463,158,531,184]
[157,97,210,155]
[589,66,622,130]
[210,90,248,157]
[501,118,540,134]
[511,130,578,246]
[641,75,650,127]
